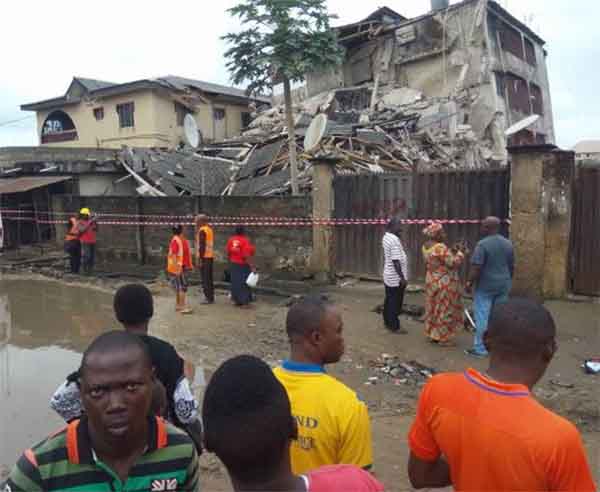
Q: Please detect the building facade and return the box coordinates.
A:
[21,77,269,149]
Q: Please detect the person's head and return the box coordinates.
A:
[151,379,167,417]
[423,221,446,242]
[481,216,501,237]
[79,331,155,446]
[286,296,344,365]
[172,224,183,236]
[484,298,557,388]
[235,225,246,236]
[113,284,154,331]
[386,217,402,236]
[196,214,209,227]
[79,207,91,219]
[203,355,296,488]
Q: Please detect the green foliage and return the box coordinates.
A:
[223,0,344,95]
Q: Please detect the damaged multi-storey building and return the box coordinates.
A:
[303,0,554,164]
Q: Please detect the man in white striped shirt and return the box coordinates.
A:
[382,218,409,333]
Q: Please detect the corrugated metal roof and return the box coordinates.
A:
[0,176,71,194]
[74,77,117,92]
[156,76,271,103]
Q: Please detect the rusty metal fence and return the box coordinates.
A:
[569,166,600,296]
[333,169,511,280]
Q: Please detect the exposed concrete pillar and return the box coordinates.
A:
[510,145,574,299]
[309,157,337,283]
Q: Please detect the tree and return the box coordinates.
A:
[223,0,344,195]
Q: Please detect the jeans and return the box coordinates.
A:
[472,288,510,354]
[383,284,406,331]
[81,243,96,274]
[64,240,81,274]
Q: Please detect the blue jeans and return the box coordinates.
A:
[472,288,510,354]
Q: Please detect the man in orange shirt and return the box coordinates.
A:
[167,225,193,314]
[408,298,596,491]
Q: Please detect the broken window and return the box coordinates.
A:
[213,108,226,121]
[505,74,531,114]
[93,107,104,121]
[530,83,544,115]
[499,24,524,60]
[116,102,135,128]
[524,38,536,66]
[241,112,252,128]
[174,103,187,126]
[41,110,78,143]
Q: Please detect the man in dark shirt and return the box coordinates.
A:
[466,217,514,358]
[50,284,203,452]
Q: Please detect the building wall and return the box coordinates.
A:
[77,174,138,196]
[52,195,312,272]
[36,91,254,149]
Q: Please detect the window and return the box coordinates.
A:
[505,74,531,114]
[41,110,78,143]
[494,72,506,98]
[93,107,104,121]
[241,112,252,128]
[116,102,135,128]
[499,24,524,60]
[213,108,226,121]
[524,38,536,66]
[174,102,187,126]
[530,83,544,115]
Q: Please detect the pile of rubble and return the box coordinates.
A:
[192,84,505,195]
[366,354,436,386]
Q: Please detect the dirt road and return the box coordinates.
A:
[147,280,600,490]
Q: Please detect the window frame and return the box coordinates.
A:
[116,102,135,128]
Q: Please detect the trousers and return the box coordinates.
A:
[64,240,81,274]
[200,258,215,302]
[81,243,96,274]
[383,284,406,331]
[473,287,510,354]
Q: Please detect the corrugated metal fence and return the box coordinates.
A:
[569,166,600,296]
[334,169,511,280]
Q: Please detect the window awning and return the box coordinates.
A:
[0,176,72,194]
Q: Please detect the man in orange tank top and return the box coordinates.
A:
[195,214,215,304]
[167,225,193,314]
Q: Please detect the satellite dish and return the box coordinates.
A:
[304,114,328,153]
[505,114,540,137]
[184,114,200,148]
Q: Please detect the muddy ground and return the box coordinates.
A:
[0,273,598,490]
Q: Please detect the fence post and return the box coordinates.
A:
[309,156,337,283]
[135,197,145,265]
[509,145,574,299]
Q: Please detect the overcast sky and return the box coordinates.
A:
[0,0,596,148]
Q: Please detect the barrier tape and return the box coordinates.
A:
[0,215,507,227]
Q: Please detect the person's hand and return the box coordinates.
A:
[465,281,473,294]
[399,278,408,289]
[251,265,257,273]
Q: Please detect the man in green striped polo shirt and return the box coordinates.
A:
[2,331,199,492]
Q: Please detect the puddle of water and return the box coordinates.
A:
[0,279,115,466]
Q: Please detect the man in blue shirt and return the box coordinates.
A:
[466,216,514,357]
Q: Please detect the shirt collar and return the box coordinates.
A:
[66,415,168,465]
[281,359,326,374]
[464,368,530,397]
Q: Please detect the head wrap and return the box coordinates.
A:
[423,221,444,238]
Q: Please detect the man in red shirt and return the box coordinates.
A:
[203,355,384,492]
[408,298,596,491]
[226,226,255,308]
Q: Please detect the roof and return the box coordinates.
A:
[21,76,269,112]
[0,176,71,194]
[361,7,406,24]
[573,140,600,154]
[74,77,117,92]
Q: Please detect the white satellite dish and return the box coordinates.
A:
[184,114,200,148]
[304,114,328,153]
[505,114,540,137]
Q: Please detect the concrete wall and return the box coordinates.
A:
[35,90,253,149]
[510,145,574,299]
[77,174,137,197]
[0,147,118,168]
[52,195,312,272]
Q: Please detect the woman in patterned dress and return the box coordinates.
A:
[422,222,466,346]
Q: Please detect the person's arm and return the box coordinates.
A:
[507,245,515,279]
[196,230,206,262]
[2,451,44,491]
[390,238,407,287]
[338,395,374,471]
[408,453,451,489]
[466,244,485,293]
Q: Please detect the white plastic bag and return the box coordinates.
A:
[246,272,259,288]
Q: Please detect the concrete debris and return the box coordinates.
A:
[191,83,506,195]
[368,355,437,386]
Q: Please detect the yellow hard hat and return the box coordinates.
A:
[80,208,91,216]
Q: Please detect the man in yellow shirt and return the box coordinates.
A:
[273,296,374,475]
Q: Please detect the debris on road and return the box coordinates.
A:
[368,354,437,386]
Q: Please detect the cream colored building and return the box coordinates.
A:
[21,76,269,149]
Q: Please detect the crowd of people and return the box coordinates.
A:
[2,285,597,491]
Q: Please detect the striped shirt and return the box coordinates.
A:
[382,232,408,287]
[2,416,199,492]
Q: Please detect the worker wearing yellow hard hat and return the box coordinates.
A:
[77,208,98,275]
[79,208,91,216]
